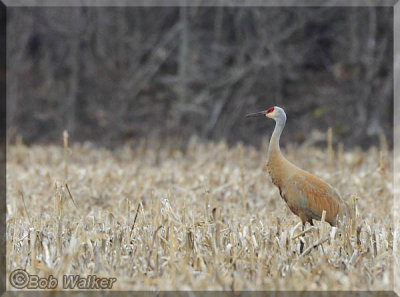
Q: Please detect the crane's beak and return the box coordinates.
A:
[246,110,267,118]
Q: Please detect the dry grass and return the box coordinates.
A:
[6,136,394,291]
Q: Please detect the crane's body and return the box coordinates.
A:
[247,106,350,227]
[266,151,342,225]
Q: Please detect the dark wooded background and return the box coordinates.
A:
[6,7,393,148]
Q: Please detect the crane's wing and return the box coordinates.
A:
[284,173,340,224]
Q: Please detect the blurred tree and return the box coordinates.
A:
[6,6,393,148]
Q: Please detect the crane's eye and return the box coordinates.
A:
[267,107,274,114]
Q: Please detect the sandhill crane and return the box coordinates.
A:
[247,106,351,251]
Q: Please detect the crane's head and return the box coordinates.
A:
[246,106,286,122]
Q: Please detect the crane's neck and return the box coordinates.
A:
[268,116,286,155]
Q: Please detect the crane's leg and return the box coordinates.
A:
[299,222,306,254]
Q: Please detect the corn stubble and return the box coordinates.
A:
[6,137,394,290]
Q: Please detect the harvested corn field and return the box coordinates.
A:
[6,137,395,291]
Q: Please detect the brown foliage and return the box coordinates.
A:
[6,139,394,290]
